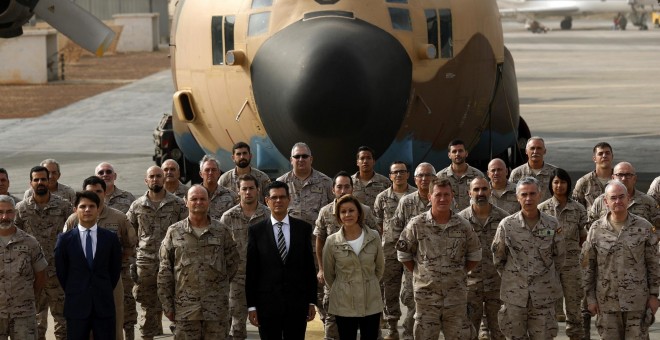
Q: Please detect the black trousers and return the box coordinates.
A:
[66,315,116,340]
[335,313,380,340]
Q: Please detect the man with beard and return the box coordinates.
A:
[0,168,22,204]
[509,137,557,202]
[24,159,76,204]
[95,162,136,214]
[218,142,271,203]
[436,140,485,211]
[0,195,48,339]
[458,177,509,340]
[15,165,73,340]
[161,159,190,199]
[126,166,188,339]
[200,156,239,220]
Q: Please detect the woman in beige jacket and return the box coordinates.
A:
[322,194,384,340]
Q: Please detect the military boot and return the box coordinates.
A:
[383,319,399,340]
[582,314,591,340]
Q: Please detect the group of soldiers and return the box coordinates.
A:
[0,137,659,340]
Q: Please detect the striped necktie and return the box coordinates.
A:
[276,222,287,263]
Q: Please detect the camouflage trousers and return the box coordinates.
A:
[400,269,415,340]
[321,285,338,340]
[467,289,504,340]
[174,320,226,340]
[0,315,38,340]
[229,273,247,339]
[134,261,163,337]
[413,302,473,340]
[37,274,66,340]
[498,299,557,340]
[381,255,404,324]
[595,310,647,340]
[122,266,137,331]
[556,263,583,339]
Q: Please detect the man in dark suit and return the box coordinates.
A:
[246,181,317,339]
[55,191,122,340]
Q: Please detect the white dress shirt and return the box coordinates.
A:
[78,224,98,259]
[270,215,291,252]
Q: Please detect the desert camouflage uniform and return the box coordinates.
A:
[158,218,239,339]
[389,190,430,339]
[351,171,391,209]
[490,181,521,215]
[15,194,72,340]
[648,176,660,205]
[437,165,485,211]
[581,213,659,339]
[208,186,239,221]
[220,203,269,340]
[107,186,136,214]
[170,181,190,199]
[573,170,610,211]
[23,182,76,204]
[538,197,588,339]
[218,167,271,203]
[397,211,481,339]
[127,192,187,338]
[509,162,557,202]
[7,193,22,205]
[458,204,509,340]
[492,211,565,340]
[313,199,378,340]
[65,206,138,336]
[276,169,333,321]
[373,185,416,334]
[589,190,660,228]
[0,228,48,340]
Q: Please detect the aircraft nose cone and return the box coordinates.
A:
[251,15,412,172]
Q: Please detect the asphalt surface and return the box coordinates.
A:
[3,17,658,339]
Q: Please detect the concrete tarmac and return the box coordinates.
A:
[4,18,658,339]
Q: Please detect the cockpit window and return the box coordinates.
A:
[424,9,438,58]
[211,16,224,65]
[251,0,272,9]
[248,12,270,36]
[386,0,408,3]
[225,16,235,54]
[388,8,412,31]
[439,9,453,58]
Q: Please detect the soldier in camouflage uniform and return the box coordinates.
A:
[23,159,76,204]
[374,161,416,339]
[15,166,73,340]
[314,171,379,340]
[0,168,22,205]
[162,159,190,199]
[487,159,520,215]
[0,195,48,340]
[95,162,136,214]
[572,142,614,211]
[397,177,481,339]
[492,176,565,340]
[127,166,188,339]
[389,162,435,340]
[436,139,485,211]
[276,142,333,323]
[538,169,588,339]
[509,137,557,202]
[220,175,270,340]
[63,176,138,340]
[458,177,508,340]
[158,185,239,339]
[199,155,239,220]
[649,176,660,206]
[351,146,391,209]
[581,181,660,339]
[218,142,271,204]
[588,162,660,229]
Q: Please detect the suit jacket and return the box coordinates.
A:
[246,216,317,316]
[55,227,122,319]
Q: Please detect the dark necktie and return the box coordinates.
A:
[276,222,287,263]
[85,229,93,269]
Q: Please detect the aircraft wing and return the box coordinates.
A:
[498,1,581,17]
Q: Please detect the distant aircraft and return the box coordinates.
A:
[498,0,658,31]
[0,0,114,55]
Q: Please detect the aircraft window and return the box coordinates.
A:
[248,12,270,36]
[424,9,438,58]
[225,16,235,54]
[211,16,224,65]
[386,0,408,3]
[388,8,412,31]
[439,9,453,58]
[251,0,272,9]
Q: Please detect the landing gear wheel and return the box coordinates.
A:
[560,17,572,30]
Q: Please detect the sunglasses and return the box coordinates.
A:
[97,170,114,175]
[292,154,310,159]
